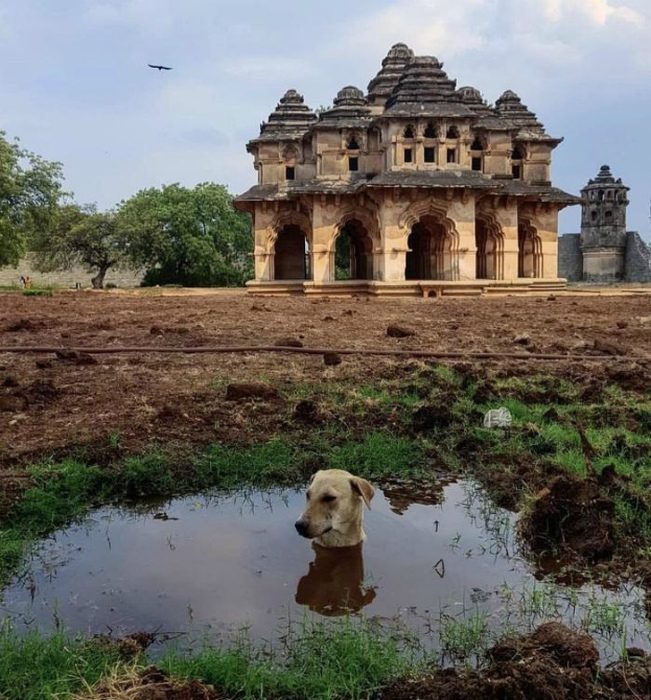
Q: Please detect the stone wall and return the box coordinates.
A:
[624,232,651,283]
[557,234,582,281]
[0,253,144,288]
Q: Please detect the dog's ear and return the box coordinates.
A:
[350,477,375,510]
[308,471,320,484]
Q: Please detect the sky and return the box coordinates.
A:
[1,0,649,237]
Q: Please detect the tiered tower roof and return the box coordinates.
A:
[585,164,627,190]
[250,89,317,144]
[385,56,467,115]
[316,86,372,128]
[366,43,415,106]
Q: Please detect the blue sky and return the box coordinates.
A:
[1,0,649,237]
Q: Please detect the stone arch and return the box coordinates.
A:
[476,212,505,280]
[328,208,380,282]
[518,219,543,279]
[400,201,460,281]
[268,211,312,281]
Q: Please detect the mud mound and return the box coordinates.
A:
[519,474,616,562]
[600,650,651,697]
[77,666,223,700]
[380,623,648,700]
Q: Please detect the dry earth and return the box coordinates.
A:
[0,289,649,467]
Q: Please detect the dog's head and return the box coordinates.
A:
[294,469,375,547]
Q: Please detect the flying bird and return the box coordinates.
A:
[148,64,173,71]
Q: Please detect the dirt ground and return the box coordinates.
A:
[0,289,650,468]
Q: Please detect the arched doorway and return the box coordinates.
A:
[334,219,373,280]
[476,218,504,280]
[405,215,457,280]
[518,222,542,278]
[274,225,311,280]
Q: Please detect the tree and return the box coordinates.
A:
[117,182,252,287]
[0,131,65,267]
[32,205,129,289]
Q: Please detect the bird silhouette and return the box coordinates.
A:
[148,64,172,71]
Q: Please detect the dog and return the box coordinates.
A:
[294,469,375,548]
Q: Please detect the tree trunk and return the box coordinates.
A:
[91,266,108,289]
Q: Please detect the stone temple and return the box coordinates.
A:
[558,165,651,284]
[235,43,580,296]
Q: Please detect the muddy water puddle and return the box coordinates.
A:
[1,481,649,661]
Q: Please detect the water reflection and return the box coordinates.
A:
[295,543,376,616]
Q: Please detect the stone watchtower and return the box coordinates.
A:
[580,165,630,282]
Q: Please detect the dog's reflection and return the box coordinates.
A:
[295,542,376,616]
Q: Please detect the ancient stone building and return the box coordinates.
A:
[559,165,651,284]
[236,43,580,295]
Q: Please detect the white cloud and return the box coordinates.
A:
[542,0,644,26]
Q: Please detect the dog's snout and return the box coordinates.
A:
[295,519,310,537]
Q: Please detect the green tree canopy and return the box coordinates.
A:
[0,131,65,266]
[32,205,130,289]
[117,182,252,287]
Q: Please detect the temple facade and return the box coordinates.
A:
[236,43,580,295]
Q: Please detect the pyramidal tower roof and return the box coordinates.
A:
[495,90,543,131]
[254,89,317,142]
[584,165,628,191]
[384,55,478,117]
[317,85,371,127]
[367,43,415,107]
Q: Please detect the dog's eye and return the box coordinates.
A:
[322,495,337,503]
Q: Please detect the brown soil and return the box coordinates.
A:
[519,474,617,563]
[1,290,649,468]
[380,622,651,699]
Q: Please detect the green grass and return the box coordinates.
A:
[0,626,122,700]
[163,618,425,700]
[0,620,427,700]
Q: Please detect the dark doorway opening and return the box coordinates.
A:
[275,225,310,280]
[335,220,373,280]
[405,216,454,280]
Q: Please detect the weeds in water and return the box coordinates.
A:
[517,582,559,626]
[439,609,489,664]
[583,595,625,638]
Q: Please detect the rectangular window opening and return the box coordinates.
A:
[472,157,482,172]
[404,148,413,163]
[447,148,456,164]
[285,166,295,181]
[348,156,359,172]
[424,147,436,163]
[512,164,521,180]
